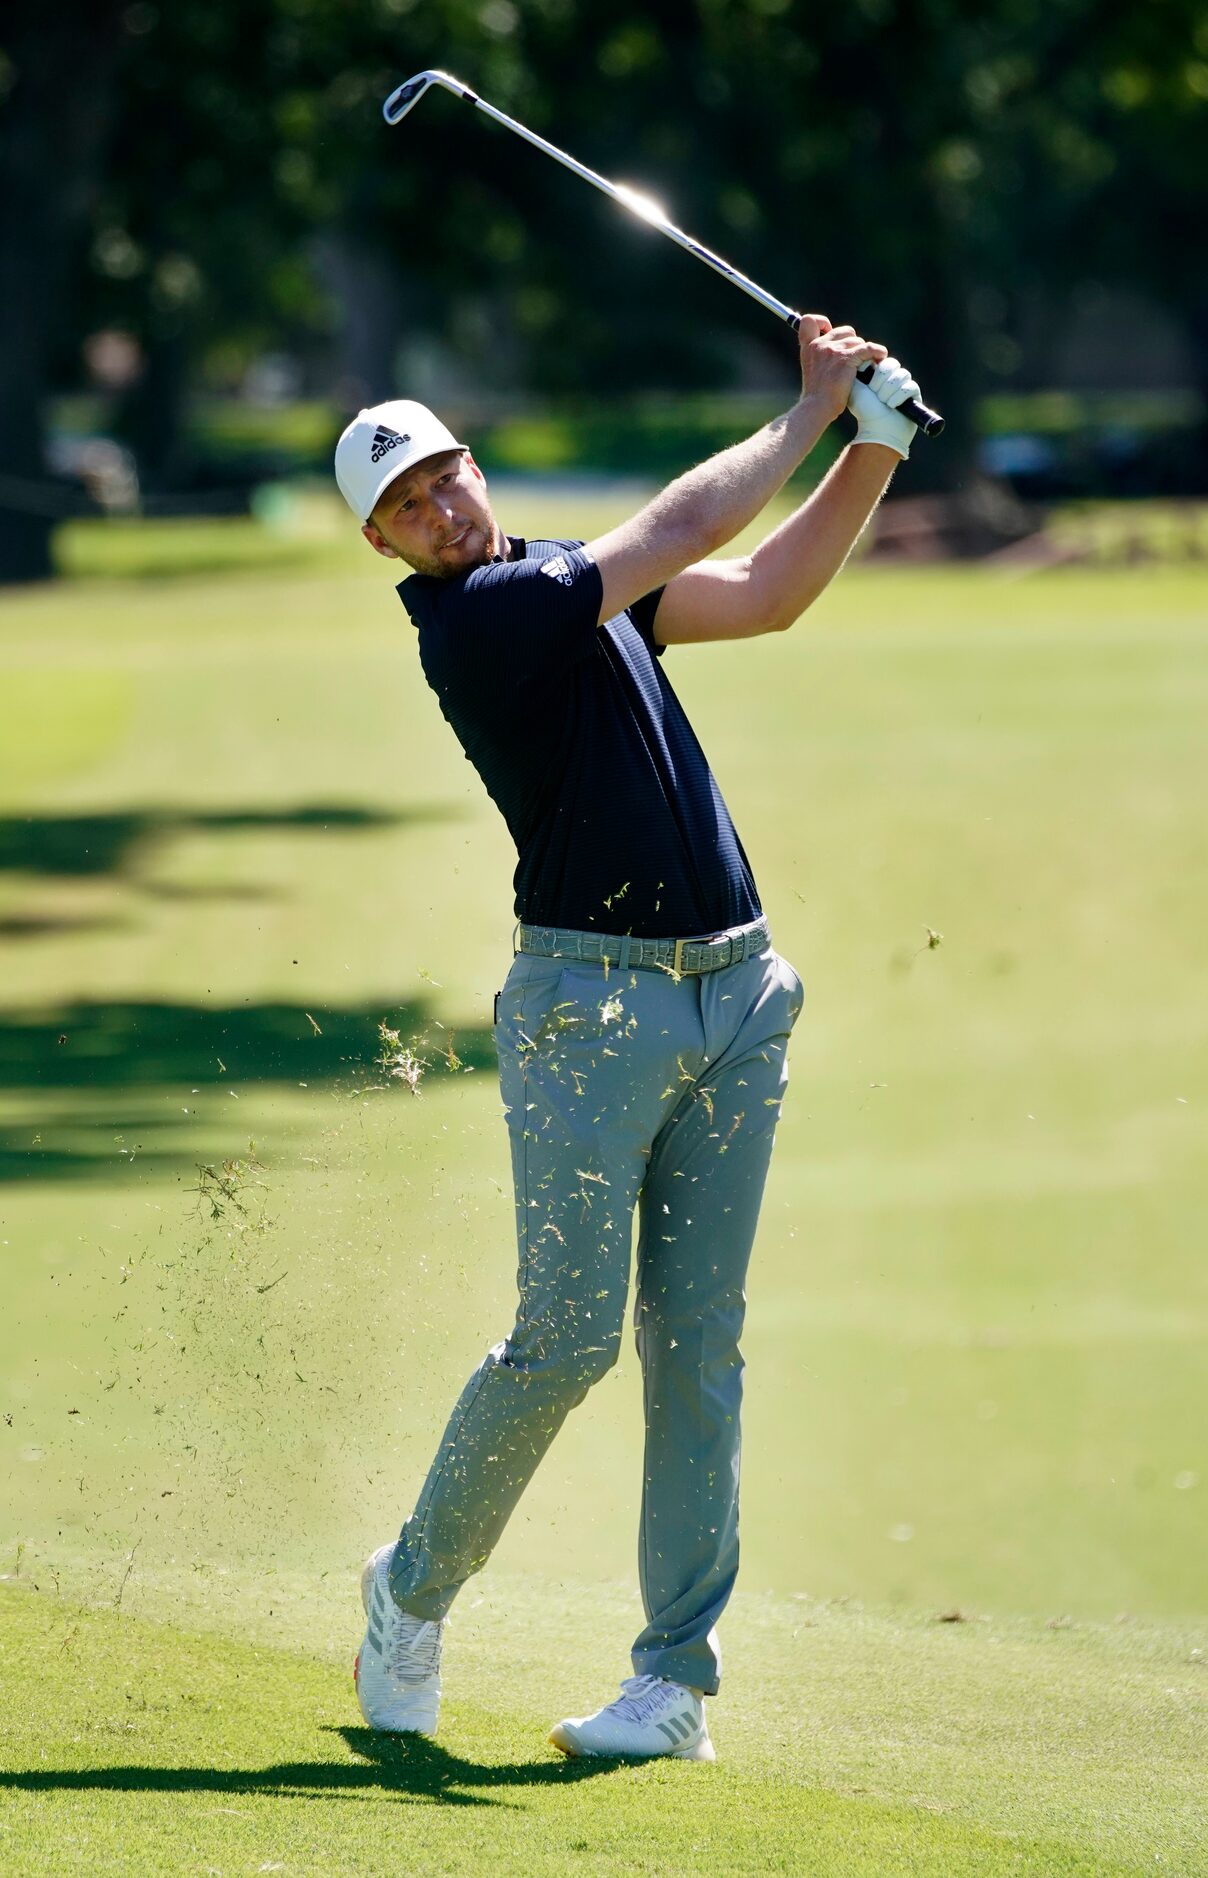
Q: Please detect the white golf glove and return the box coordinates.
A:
[848,357,921,459]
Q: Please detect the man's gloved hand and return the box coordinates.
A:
[848,357,921,459]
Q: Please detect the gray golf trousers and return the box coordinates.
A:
[389,926,804,1694]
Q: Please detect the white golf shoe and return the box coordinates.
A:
[353,1542,443,1734]
[549,1674,715,1761]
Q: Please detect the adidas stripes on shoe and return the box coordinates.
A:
[549,1674,715,1761]
[353,1542,443,1734]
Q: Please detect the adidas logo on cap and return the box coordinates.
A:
[371,425,411,464]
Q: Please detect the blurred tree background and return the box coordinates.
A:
[2,0,1207,581]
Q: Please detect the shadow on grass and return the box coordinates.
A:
[0,999,497,1182]
[0,1726,619,1809]
[0,798,490,1182]
[0,803,459,881]
[0,999,498,1090]
[0,913,132,938]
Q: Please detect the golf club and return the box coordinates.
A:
[383,69,945,438]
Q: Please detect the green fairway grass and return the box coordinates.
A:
[2,495,1206,1869]
[1,1576,1203,1875]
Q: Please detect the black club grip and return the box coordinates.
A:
[854,361,945,438]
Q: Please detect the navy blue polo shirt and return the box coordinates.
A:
[398,536,762,940]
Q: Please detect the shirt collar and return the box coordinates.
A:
[397,532,527,620]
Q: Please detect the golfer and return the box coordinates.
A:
[335,315,919,1762]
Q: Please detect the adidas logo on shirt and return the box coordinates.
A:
[540,555,574,585]
[371,425,411,464]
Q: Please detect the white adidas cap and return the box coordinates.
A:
[334,399,467,522]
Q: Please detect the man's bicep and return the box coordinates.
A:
[588,513,706,626]
[649,557,781,645]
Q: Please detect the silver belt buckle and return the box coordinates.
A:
[672,936,686,976]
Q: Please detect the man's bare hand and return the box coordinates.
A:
[796,314,888,424]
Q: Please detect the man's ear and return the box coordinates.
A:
[465,451,486,486]
[362,521,400,561]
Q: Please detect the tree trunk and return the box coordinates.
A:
[0,4,125,582]
[314,229,409,412]
[113,332,190,497]
[1184,294,1208,497]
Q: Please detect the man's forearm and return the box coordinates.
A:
[634,394,833,562]
[752,442,898,629]
[589,316,892,625]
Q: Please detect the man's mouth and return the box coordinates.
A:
[442,526,471,551]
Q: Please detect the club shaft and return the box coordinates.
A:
[470,94,801,326]
[384,72,944,436]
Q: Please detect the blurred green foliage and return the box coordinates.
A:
[61,0,1208,393]
[2,0,1208,575]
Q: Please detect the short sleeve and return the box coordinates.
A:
[406,547,603,699]
[626,586,667,661]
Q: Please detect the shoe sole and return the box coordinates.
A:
[361,1543,395,1615]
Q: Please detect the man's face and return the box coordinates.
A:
[363,449,499,578]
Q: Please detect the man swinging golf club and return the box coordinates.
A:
[335,314,920,1762]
